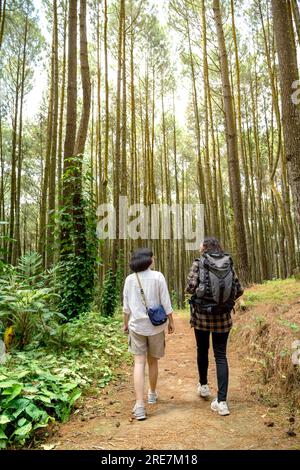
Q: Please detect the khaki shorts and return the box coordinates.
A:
[128,330,165,358]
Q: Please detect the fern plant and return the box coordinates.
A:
[16,252,43,287]
[0,284,64,350]
[0,252,63,350]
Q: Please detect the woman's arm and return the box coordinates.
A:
[123,278,130,333]
[167,313,175,334]
[185,260,200,294]
[233,269,244,300]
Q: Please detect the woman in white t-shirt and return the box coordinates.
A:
[123,248,175,420]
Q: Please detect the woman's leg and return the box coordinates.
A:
[212,332,230,402]
[147,354,158,393]
[134,354,146,404]
[194,329,210,385]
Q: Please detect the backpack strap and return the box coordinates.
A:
[197,256,212,297]
[219,278,225,303]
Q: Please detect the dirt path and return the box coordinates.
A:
[47,314,299,450]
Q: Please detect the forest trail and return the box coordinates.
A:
[47,315,298,451]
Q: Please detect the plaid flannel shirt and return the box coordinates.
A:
[185,258,242,333]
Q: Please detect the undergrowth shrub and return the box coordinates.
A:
[0,252,63,350]
[0,312,129,449]
[100,254,124,317]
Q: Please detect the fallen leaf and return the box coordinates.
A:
[41,443,59,451]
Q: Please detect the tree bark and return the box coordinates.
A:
[271,0,300,229]
[212,0,249,284]
[61,0,77,256]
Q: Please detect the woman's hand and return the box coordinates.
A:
[168,314,175,334]
[123,313,129,334]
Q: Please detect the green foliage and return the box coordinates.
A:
[16,251,43,285]
[57,170,99,320]
[99,269,118,317]
[100,256,124,317]
[0,287,63,350]
[0,252,63,350]
[58,253,96,321]
[279,319,300,333]
[0,312,129,449]
[0,358,82,449]
[242,278,300,308]
[171,290,179,310]
[42,311,130,378]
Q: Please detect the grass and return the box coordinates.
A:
[240,278,300,309]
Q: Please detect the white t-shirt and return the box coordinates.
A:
[123,269,173,336]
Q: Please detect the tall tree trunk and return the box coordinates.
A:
[8,46,21,264]
[103,0,109,204]
[57,4,67,208]
[272,0,300,230]
[73,0,91,257]
[13,15,28,264]
[291,0,300,45]
[61,0,77,256]
[0,0,6,49]
[212,0,249,284]
[111,0,124,270]
[47,0,59,266]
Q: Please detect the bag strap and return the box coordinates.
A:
[135,273,148,310]
[198,257,211,297]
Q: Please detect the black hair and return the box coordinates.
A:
[129,248,153,273]
[202,237,224,254]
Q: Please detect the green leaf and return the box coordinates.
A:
[0,429,8,439]
[33,422,49,430]
[22,386,39,394]
[17,417,28,427]
[2,384,23,403]
[0,380,19,388]
[36,395,52,404]
[69,390,81,406]
[25,403,42,420]
[0,440,7,449]
[15,371,30,379]
[62,382,78,392]
[13,422,32,437]
[0,415,11,425]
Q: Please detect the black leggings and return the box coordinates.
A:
[194,329,229,402]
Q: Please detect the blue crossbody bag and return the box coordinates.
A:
[135,273,168,326]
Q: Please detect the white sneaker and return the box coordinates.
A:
[148,391,158,404]
[211,398,230,416]
[132,403,147,420]
[197,383,211,398]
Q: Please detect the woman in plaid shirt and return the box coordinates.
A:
[186,237,243,416]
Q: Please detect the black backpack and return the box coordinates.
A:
[190,253,239,314]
